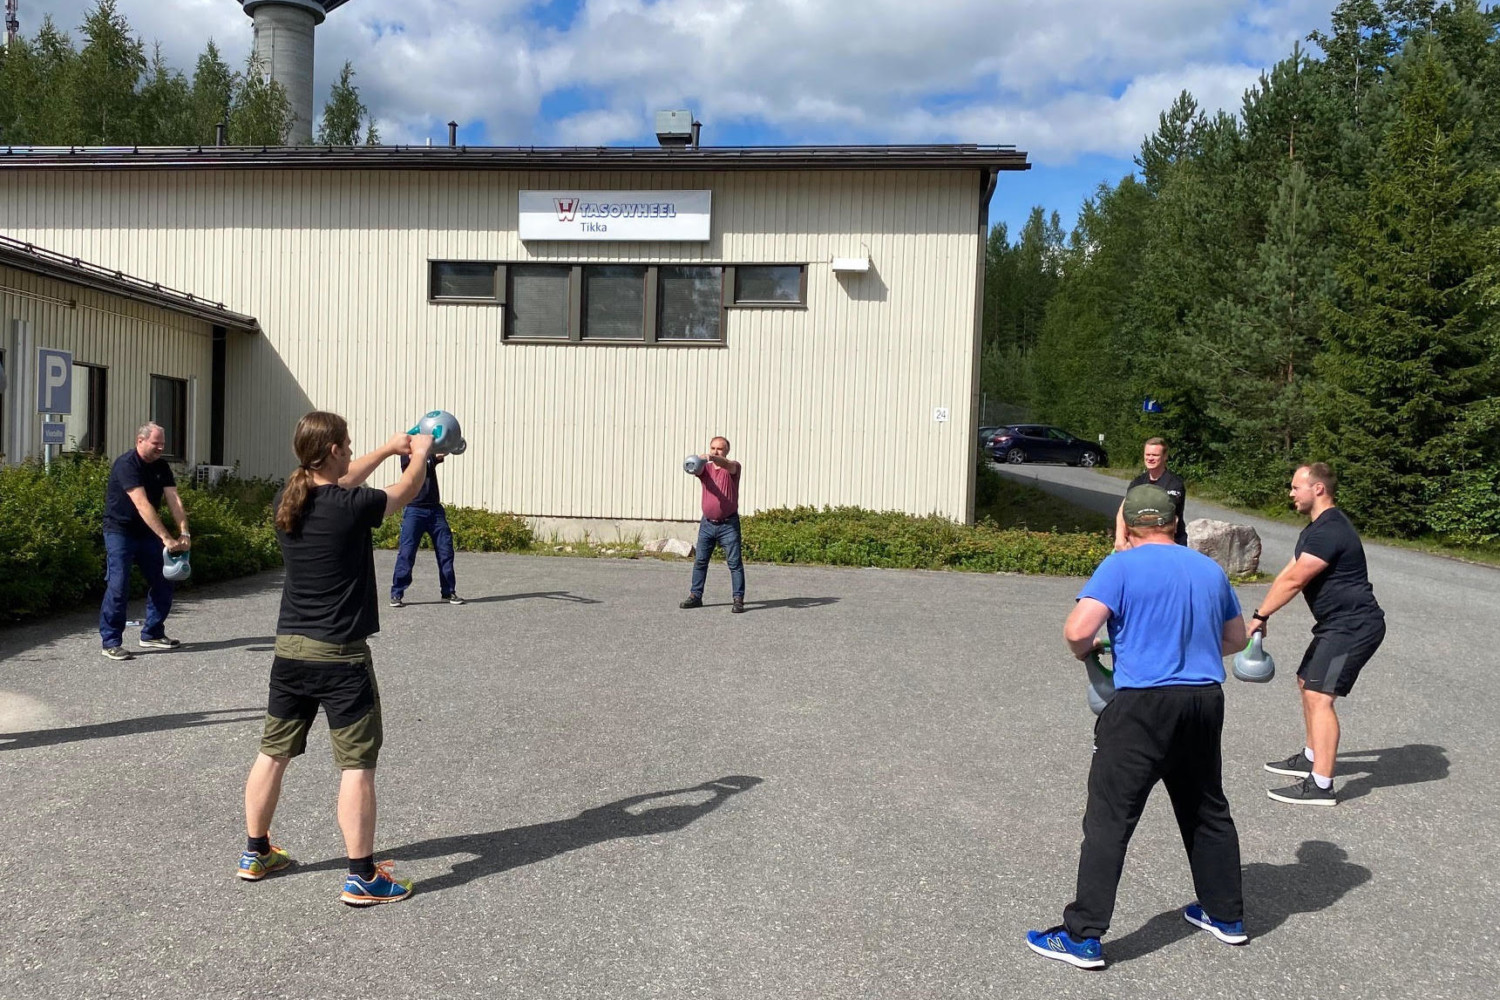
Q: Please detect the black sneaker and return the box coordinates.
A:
[1268,775,1337,806]
[138,635,181,649]
[679,595,703,609]
[101,646,133,661]
[731,597,745,614]
[1265,751,1314,777]
[443,594,466,606]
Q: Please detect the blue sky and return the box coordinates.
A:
[34,1,1339,239]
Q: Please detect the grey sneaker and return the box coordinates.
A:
[138,635,181,650]
[1268,775,1337,806]
[1265,751,1314,777]
[389,597,404,608]
[101,646,133,662]
[443,594,466,606]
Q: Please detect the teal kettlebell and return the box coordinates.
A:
[162,546,191,582]
[1233,634,1276,683]
[408,410,467,456]
[1084,637,1115,716]
[684,455,707,475]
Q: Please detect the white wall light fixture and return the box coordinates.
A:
[830,256,871,273]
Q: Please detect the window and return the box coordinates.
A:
[509,265,571,339]
[658,266,723,341]
[61,363,106,455]
[151,375,188,461]
[733,265,804,305]
[583,265,647,341]
[430,261,499,301]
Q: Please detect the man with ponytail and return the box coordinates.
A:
[238,411,434,906]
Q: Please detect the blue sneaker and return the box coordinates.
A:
[340,860,414,907]
[1184,903,1248,944]
[1025,926,1105,969]
[237,845,292,881]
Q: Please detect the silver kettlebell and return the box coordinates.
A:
[408,410,468,456]
[1233,634,1276,682]
[684,454,707,475]
[1084,638,1115,716]
[162,546,191,582]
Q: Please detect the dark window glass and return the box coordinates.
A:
[508,265,571,339]
[431,261,498,300]
[61,364,107,454]
[151,375,188,461]
[583,265,646,340]
[734,265,803,303]
[658,266,723,341]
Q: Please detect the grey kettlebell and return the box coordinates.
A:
[684,454,707,476]
[1232,634,1276,683]
[408,410,467,456]
[1084,638,1115,716]
[162,546,191,582]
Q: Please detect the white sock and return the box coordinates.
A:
[1303,747,1315,762]
[1312,772,1333,790]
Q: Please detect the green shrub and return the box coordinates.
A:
[373,505,533,552]
[742,506,1111,576]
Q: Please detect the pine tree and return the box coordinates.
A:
[1310,38,1500,535]
[136,46,194,145]
[316,61,374,146]
[69,0,146,144]
[227,53,295,146]
[189,41,235,145]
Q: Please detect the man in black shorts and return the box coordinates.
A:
[237,411,433,905]
[1251,463,1385,806]
[1115,437,1188,549]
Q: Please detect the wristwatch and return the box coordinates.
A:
[1251,610,1269,622]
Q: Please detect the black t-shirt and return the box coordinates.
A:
[400,455,440,508]
[1295,507,1382,628]
[104,449,176,537]
[274,484,388,643]
[1127,468,1188,545]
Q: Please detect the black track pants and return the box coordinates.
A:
[1063,684,1243,940]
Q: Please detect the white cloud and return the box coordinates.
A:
[27,0,1339,159]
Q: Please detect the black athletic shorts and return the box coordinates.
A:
[261,636,382,769]
[1299,618,1386,697]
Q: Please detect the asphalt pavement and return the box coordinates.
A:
[1,519,1496,999]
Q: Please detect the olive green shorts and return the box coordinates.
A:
[260,635,383,770]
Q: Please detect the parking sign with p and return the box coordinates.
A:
[37,348,72,414]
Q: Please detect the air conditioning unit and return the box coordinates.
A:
[192,464,233,488]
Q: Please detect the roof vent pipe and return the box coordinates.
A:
[448,121,458,147]
[691,120,701,149]
[215,122,226,147]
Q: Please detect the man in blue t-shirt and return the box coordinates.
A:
[388,453,463,607]
[1026,484,1250,970]
[99,422,191,660]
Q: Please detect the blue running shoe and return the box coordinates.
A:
[1025,926,1105,969]
[237,845,292,881]
[1184,903,1248,944]
[340,860,414,907]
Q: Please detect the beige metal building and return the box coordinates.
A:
[0,144,1026,530]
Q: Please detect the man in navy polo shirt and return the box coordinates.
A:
[99,422,191,661]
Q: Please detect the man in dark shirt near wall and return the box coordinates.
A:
[1115,437,1188,549]
[99,422,191,661]
[679,435,746,614]
[389,453,463,607]
[1252,463,1385,806]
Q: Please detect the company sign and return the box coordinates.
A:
[519,190,711,242]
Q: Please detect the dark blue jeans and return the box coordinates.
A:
[690,515,745,599]
[99,531,174,648]
[391,506,457,599]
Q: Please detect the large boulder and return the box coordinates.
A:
[661,538,696,558]
[1188,519,1262,576]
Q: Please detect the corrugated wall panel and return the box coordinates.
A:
[2,266,214,463]
[1,167,981,521]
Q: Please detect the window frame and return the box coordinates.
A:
[729,264,807,308]
[428,260,504,304]
[150,373,189,463]
[62,362,108,456]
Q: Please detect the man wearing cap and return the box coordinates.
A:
[1115,438,1188,550]
[1026,483,1250,970]
[1252,463,1384,806]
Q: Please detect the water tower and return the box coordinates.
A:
[237,1,352,145]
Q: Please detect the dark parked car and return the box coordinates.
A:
[985,424,1106,467]
[977,425,1002,446]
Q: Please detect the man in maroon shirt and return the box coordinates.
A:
[680,436,746,613]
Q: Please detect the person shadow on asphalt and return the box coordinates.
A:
[1106,840,1373,963]
[295,775,762,895]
